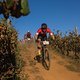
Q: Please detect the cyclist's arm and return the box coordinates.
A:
[51,34,55,40]
[35,28,41,40]
[47,28,55,40]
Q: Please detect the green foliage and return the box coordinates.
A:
[0,0,30,19]
[21,0,30,15]
[6,0,13,8]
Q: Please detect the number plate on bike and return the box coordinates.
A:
[27,38,30,40]
[43,41,49,45]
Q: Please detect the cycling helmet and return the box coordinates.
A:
[41,23,47,29]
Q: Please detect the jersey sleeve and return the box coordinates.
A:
[47,28,53,35]
[36,28,41,35]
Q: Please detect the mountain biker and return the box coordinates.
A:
[27,31,31,39]
[24,31,31,39]
[34,23,55,60]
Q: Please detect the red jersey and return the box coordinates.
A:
[36,28,53,37]
[26,32,31,38]
[24,32,31,39]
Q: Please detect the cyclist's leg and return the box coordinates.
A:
[34,35,42,62]
[36,35,42,56]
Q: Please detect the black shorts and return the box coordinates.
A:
[37,34,47,41]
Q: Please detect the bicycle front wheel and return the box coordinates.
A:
[42,49,50,70]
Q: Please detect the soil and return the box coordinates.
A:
[19,40,80,80]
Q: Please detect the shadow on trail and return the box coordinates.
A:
[42,60,50,70]
[34,55,50,70]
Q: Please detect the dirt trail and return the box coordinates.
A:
[19,41,80,80]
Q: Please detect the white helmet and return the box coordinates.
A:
[28,30,30,32]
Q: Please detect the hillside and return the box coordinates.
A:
[18,40,80,80]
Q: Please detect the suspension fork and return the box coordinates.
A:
[41,45,46,61]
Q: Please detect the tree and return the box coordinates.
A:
[0,0,30,19]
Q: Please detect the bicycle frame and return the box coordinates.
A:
[41,42,47,60]
[40,40,50,70]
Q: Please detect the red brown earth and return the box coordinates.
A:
[19,41,80,80]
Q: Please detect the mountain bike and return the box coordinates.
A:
[40,40,50,70]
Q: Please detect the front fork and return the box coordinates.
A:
[41,46,46,61]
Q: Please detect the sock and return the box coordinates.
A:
[38,50,41,55]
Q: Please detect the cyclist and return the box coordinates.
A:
[34,23,55,61]
[26,31,31,39]
[24,30,31,39]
